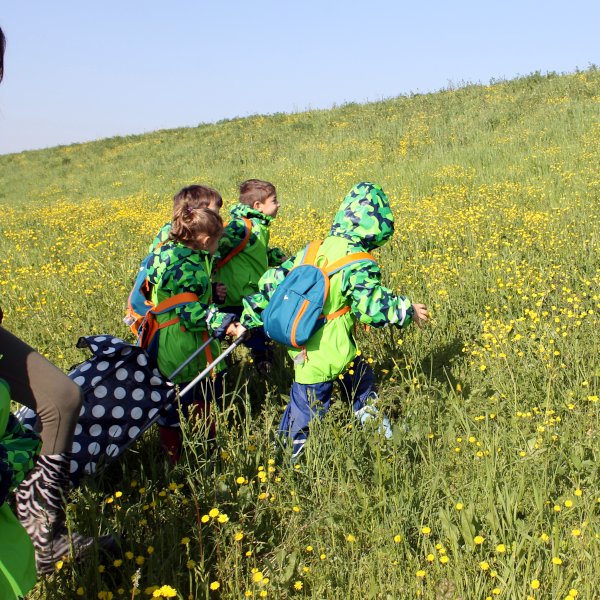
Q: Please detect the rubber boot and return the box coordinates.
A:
[14,453,117,574]
[158,425,182,464]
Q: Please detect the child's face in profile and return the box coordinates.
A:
[255,195,280,218]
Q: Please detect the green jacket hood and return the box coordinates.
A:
[329,182,394,251]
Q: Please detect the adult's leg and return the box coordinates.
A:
[0,327,82,455]
[0,328,115,572]
[278,381,333,459]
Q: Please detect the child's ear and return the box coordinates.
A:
[197,234,210,250]
[252,200,263,211]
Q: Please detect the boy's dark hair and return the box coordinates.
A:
[173,185,223,211]
[170,206,223,246]
[239,179,276,207]
[0,27,5,83]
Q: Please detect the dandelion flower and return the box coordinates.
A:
[346,534,356,543]
[252,571,264,583]
[209,581,220,590]
[416,570,426,578]
[294,581,303,590]
[393,534,402,543]
[496,544,506,553]
[530,579,540,589]
[552,557,562,565]
[421,526,431,535]
[474,535,485,545]
[208,508,220,518]
[153,585,177,598]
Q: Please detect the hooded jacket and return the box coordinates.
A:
[145,241,228,383]
[241,182,413,384]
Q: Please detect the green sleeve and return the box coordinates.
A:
[343,262,413,328]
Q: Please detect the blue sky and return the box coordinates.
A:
[0,0,598,155]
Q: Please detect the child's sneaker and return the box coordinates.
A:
[354,404,393,439]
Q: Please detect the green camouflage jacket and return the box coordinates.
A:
[214,203,286,307]
[145,241,228,382]
[241,182,414,383]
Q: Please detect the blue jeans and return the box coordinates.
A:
[278,358,375,458]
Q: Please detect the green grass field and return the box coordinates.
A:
[1,68,599,599]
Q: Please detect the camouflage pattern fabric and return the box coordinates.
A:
[149,222,172,253]
[145,240,227,382]
[241,182,413,332]
[216,203,286,267]
[0,379,40,504]
[146,241,227,334]
[215,203,286,307]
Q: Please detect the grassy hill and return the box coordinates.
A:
[1,69,599,599]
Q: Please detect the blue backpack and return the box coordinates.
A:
[262,240,376,348]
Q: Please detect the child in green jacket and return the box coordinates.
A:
[0,379,40,599]
[215,179,286,373]
[145,205,243,462]
[240,182,429,458]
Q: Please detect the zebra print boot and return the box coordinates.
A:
[14,453,116,574]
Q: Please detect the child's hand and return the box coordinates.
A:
[226,322,246,339]
[213,283,227,303]
[412,303,429,328]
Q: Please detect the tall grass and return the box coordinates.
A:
[1,68,599,598]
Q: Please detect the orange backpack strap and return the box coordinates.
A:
[215,217,252,270]
[151,292,199,315]
[301,240,323,265]
[322,251,376,321]
[325,251,375,274]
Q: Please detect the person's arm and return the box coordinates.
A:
[240,255,296,328]
[343,262,416,328]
